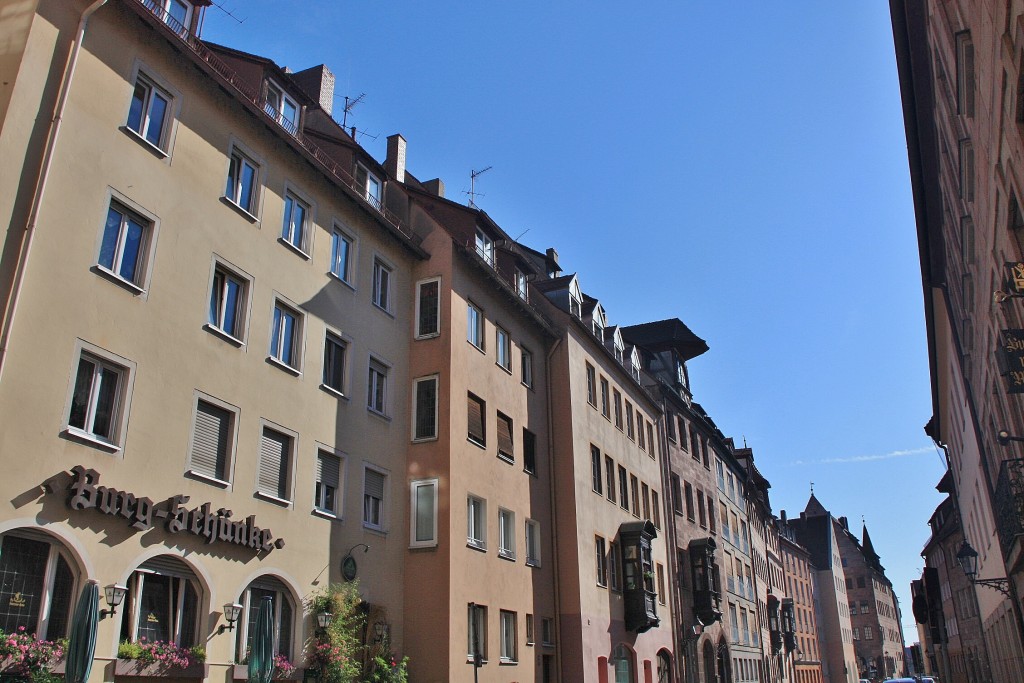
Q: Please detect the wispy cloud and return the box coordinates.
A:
[788,446,934,467]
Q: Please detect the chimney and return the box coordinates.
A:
[385,134,407,183]
[291,65,335,116]
[839,516,848,530]
[780,510,787,524]
[423,178,445,198]
[545,247,560,277]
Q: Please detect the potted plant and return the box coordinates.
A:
[115,639,208,677]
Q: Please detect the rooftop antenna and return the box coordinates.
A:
[743,436,748,448]
[209,1,246,24]
[341,93,366,130]
[465,166,492,208]
[512,228,530,242]
[810,481,814,495]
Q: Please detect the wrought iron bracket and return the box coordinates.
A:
[973,577,1014,599]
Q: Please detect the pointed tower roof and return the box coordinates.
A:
[862,524,881,564]
[804,493,828,517]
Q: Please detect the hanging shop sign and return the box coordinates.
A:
[998,329,1024,394]
[66,465,285,552]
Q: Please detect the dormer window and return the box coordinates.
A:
[592,304,606,340]
[265,81,299,134]
[515,269,528,300]
[612,332,625,364]
[156,0,192,31]
[568,280,583,319]
[592,319,604,339]
[676,359,686,387]
[631,357,641,382]
[355,164,382,210]
[475,229,494,266]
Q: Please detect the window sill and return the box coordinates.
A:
[203,323,245,347]
[278,237,311,260]
[526,559,541,568]
[92,265,146,295]
[372,302,395,318]
[327,270,356,291]
[312,508,341,522]
[496,362,512,375]
[221,196,259,223]
[254,491,292,507]
[497,453,514,465]
[185,469,230,488]
[362,523,387,536]
[466,657,489,665]
[468,339,486,354]
[415,332,440,341]
[498,659,518,666]
[468,437,486,450]
[319,383,349,400]
[412,434,439,444]
[498,550,517,562]
[467,540,487,553]
[409,541,438,550]
[367,407,391,422]
[267,356,302,376]
[62,427,121,453]
[121,125,170,158]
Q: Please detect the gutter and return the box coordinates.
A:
[0,0,110,383]
[544,335,564,680]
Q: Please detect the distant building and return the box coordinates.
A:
[780,515,824,683]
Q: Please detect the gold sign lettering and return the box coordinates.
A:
[9,592,26,608]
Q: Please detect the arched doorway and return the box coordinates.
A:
[656,649,672,682]
[702,641,716,683]
[716,639,730,683]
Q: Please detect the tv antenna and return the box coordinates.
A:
[209,1,245,24]
[341,93,366,129]
[465,166,492,208]
[512,228,530,242]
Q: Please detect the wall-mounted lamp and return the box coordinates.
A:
[373,621,390,644]
[956,539,1013,598]
[316,612,333,631]
[997,429,1024,445]
[993,290,1024,304]
[340,543,370,582]
[101,584,127,618]
[219,603,244,633]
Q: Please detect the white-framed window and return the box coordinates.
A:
[329,226,355,283]
[264,80,299,133]
[467,495,486,549]
[314,449,342,517]
[595,535,607,586]
[467,301,484,349]
[600,377,610,418]
[521,347,533,387]
[207,261,249,343]
[515,268,528,299]
[525,519,541,567]
[613,389,623,429]
[65,344,134,450]
[410,479,438,548]
[97,199,153,292]
[467,603,487,661]
[322,332,347,396]
[269,300,303,372]
[280,190,310,254]
[235,576,295,661]
[187,394,236,485]
[412,375,439,441]
[525,614,535,646]
[585,363,596,406]
[126,72,172,150]
[362,465,387,530]
[372,258,392,312]
[415,278,441,339]
[496,412,514,462]
[224,146,260,215]
[541,617,554,646]
[498,508,516,560]
[367,358,389,416]
[467,393,486,446]
[500,610,517,663]
[257,424,294,504]
[523,429,537,475]
[609,541,621,590]
[475,229,494,265]
[568,279,582,319]
[155,0,192,30]
[496,326,511,371]
[625,401,635,439]
[0,532,78,640]
[355,163,382,210]
[121,556,200,647]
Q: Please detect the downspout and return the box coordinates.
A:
[544,335,563,681]
[0,0,109,383]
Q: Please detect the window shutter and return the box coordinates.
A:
[467,394,484,444]
[365,469,385,501]
[497,414,513,458]
[191,401,229,479]
[317,452,339,490]
[259,428,290,499]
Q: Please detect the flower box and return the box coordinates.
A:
[231,663,304,680]
[115,658,209,678]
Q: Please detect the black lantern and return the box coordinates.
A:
[956,540,979,578]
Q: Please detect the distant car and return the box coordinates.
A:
[882,678,935,683]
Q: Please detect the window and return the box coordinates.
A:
[362,467,386,530]
[467,495,486,549]
[314,450,341,516]
[707,498,715,533]
[120,556,199,647]
[667,412,676,441]
[652,490,661,529]
[496,327,512,371]
[66,347,132,448]
[279,193,309,255]
[647,422,655,454]
[330,227,354,283]
[322,333,347,395]
[0,533,77,640]
[98,200,151,290]
[526,614,535,646]
[188,398,234,483]
[642,483,650,521]
[235,577,294,661]
[500,610,517,663]
[625,401,635,439]
[126,73,171,149]
[415,278,440,338]
[541,618,554,646]
[265,81,299,133]
[630,475,640,517]
[155,0,191,29]
[959,139,975,202]
[864,626,873,640]
[523,429,537,474]
[679,417,688,450]
[656,563,666,604]
[684,482,694,521]
[208,263,248,342]
[355,164,382,210]
[586,363,597,405]
[499,508,516,559]
[468,302,484,349]
[367,359,389,416]
[372,258,392,311]
[526,519,541,567]
[671,474,683,515]
[605,456,616,503]
[956,31,975,116]
[591,445,603,494]
[258,426,293,503]
[515,268,528,299]
[412,376,439,441]
[410,479,438,548]
[613,389,623,429]
[609,541,622,590]
[521,348,534,387]
[600,377,610,418]
[475,229,494,265]
[497,412,514,462]
[637,415,646,450]
[595,536,608,586]
[697,490,706,527]
[225,147,259,214]
[467,393,486,446]
[468,604,487,661]
[269,301,302,371]
[618,466,629,511]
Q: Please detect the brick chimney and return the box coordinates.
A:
[422,178,445,198]
[385,134,406,183]
[545,247,560,277]
[839,516,848,530]
[291,64,335,116]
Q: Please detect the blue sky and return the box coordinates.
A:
[203,1,944,642]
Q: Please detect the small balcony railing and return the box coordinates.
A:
[995,458,1024,557]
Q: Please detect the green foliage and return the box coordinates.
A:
[305,583,365,683]
[0,629,65,680]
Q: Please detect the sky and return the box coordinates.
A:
[202,1,947,644]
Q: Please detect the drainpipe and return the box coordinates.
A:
[544,335,563,681]
[0,0,109,383]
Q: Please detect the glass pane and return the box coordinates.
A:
[280,312,294,365]
[209,271,223,326]
[282,196,294,240]
[69,357,95,430]
[239,161,256,211]
[92,366,119,439]
[271,307,282,358]
[0,536,49,635]
[146,92,168,146]
[118,217,145,282]
[282,100,298,127]
[127,83,147,133]
[415,484,434,542]
[99,208,122,270]
[226,155,238,200]
[47,553,74,640]
[223,278,240,336]
[137,574,172,643]
[168,0,189,28]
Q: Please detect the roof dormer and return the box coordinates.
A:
[568,278,583,319]
[627,346,642,381]
[606,327,625,364]
[588,301,607,339]
[264,79,300,135]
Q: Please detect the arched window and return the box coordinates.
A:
[613,644,635,683]
[236,576,295,661]
[120,556,200,647]
[0,531,78,640]
[657,650,672,683]
[702,641,716,683]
